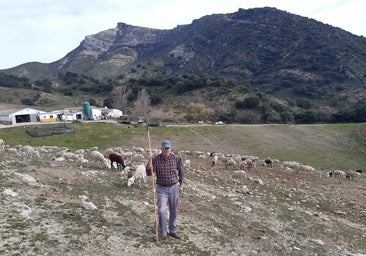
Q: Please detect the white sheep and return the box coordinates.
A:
[282,161,303,172]
[62,151,78,161]
[225,158,236,169]
[90,150,110,168]
[298,164,315,173]
[282,166,294,173]
[183,159,191,170]
[79,195,97,210]
[127,164,147,187]
[231,170,247,185]
[239,159,253,170]
[233,155,242,163]
[132,153,145,163]
[0,139,4,154]
[330,170,346,179]
[131,146,145,153]
[346,171,361,181]
[103,148,115,157]
[21,145,34,157]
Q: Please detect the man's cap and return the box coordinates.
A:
[161,140,171,148]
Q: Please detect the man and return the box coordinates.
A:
[146,140,184,240]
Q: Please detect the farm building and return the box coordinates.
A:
[38,111,61,123]
[106,108,123,119]
[0,105,122,125]
[90,108,103,120]
[52,108,83,122]
[0,108,43,125]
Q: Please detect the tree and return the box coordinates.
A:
[296,98,312,109]
[185,103,214,122]
[134,88,151,122]
[111,85,131,114]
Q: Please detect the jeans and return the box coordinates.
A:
[156,183,179,236]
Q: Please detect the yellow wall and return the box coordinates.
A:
[39,118,57,123]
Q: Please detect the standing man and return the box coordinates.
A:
[146,140,184,240]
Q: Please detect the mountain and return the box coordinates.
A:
[1,7,366,124]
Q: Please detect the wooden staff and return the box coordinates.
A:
[147,125,159,242]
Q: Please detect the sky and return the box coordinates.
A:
[0,0,365,69]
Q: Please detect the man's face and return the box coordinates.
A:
[162,147,171,158]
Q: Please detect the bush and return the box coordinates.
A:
[21,98,35,106]
[235,97,260,109]
[296,99,312,109]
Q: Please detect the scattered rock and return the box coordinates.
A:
[3,188,17,197]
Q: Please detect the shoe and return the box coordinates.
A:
[168,233,181,239]
[154,235,167,242]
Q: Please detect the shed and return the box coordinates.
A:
[38,111,63,123]
[90,108,102,120]
[0,108,43,125]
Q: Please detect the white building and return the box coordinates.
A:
[106,108,123,119]
[0,108,44,125]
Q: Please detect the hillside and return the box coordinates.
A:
[0,122,365,255]
[1,7,366,123]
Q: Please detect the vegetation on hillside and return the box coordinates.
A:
[1,7,366,124]
[1,72,366,124]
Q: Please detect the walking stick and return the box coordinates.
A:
[147,125,159,242]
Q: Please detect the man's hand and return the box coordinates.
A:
[179,183,184,193]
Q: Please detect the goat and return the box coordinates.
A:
[109,152,126,171]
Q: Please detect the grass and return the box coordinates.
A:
[2,121,366,169]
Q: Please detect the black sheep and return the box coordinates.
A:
[109,152,126,171]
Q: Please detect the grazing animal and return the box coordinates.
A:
[211,155,218,167]
[127,164,147,187]
[225,158,236,169]
[79,195,97,210]
[331,170,346,179]
[90,150,109,168]
[184,159,191,170]
[231,170,247,185]
[239,159,253,171]
[264,159,273,168]
[109,152,126,170]
[346,171,361,181]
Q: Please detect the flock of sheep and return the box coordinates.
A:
[0,138,363,193]
[328,169,362,181]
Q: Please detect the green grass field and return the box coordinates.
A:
[1,121,365,170]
